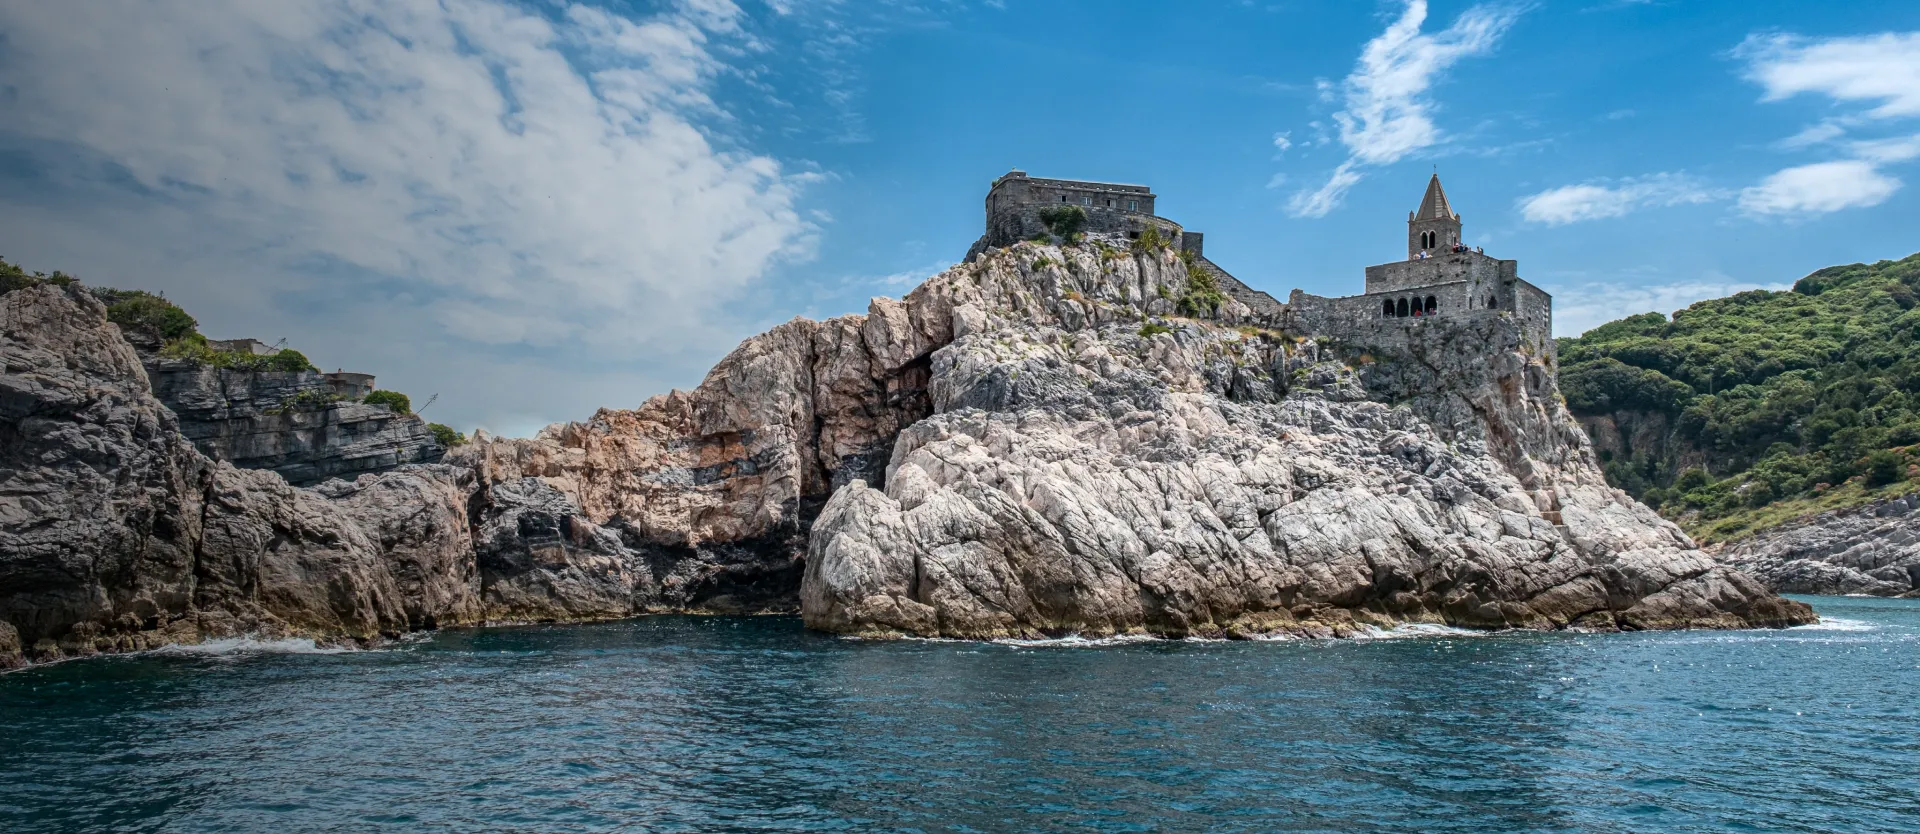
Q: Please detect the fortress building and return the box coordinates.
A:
[968,170,1553,358]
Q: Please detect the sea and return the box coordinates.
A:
[2,595,1916,833]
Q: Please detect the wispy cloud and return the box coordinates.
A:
[1740,32,1920,119]
[1516,173,1718,225]
[1738,160,1901,216]
[0,0,816,433]
[1737,30,1920,217]
[1287,0,1522,218]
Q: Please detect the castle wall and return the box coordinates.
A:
[1364,251,1516,297]
[1287,286,1514,355]
[1515,278,1555,362]
[980,171,1180,253]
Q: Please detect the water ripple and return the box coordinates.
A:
[2,596,1918,833]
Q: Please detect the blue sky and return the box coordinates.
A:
[2,1,1917,435]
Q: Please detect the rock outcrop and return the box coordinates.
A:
[0,239,1815,667]
[145,360,445,485]
[798,243,1813,638]
[0,284,481,666]
[1714,493,1920,597]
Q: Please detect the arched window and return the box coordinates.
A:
[1487,294,1497,309]
[1396,297,1409,318]
[1383,298,1395,318]
[1425,296,1437,315]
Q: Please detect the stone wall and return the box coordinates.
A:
[973,171,1184,257]
[1364,250,1516,297]
[1515,279,1555,362]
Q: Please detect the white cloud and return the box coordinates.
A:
[1289,0,1521,218]
[1740,32,1920,119]
[1272,131,1293,153]
[0,0,816,433]
[1738,30,1920,221]
[1775,119,1850,150]
[1548,276,1792,338]
[1516,173,1717,225]
[1287,161,1363,218]
[1738,160,1901,215]
[1850,134,1920,164]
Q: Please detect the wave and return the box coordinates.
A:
[1352,623,1489,640]
[1788,617,1876,633]
[991,634,1162,648]
[151,637,357,657]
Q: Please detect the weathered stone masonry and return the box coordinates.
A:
[966,170,1553,359]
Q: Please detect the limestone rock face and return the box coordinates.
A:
[0,285,479,666]
[800,244,1813,638]
[0,238,1817,665]
[452,292,956,613]
[145,359,445,486]
[1715,494,1920,597]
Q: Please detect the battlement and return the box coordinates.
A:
[964,170,1552,360]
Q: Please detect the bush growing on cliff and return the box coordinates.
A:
[1133,225,1166,251]
[362,390,412,414]
[1176,254,1226,318]
[268,349,317,373]
[102,290,198,341]
[266,389,344,415]
[427,423,466,447]
[1038,205,1086,240]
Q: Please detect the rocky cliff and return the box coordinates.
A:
[0,242,1813,668]
[798,243,1810,638]
[0,284,487,668]
[1714,493,1920,597]
[145,360,445,485]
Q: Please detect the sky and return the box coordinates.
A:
[2,0,1917,436]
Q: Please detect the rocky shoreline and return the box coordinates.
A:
[0,242,1815,668]
[1713,493,1920,597]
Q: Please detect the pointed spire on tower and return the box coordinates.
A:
[1416,173,1456,221]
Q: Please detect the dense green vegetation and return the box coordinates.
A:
[362,390,412,415]
[1177,250,1226,317]
[1037,205,1086,240]
[1559,251,1920,540]
[427,423,466,447]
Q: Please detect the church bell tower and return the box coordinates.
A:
[1407,174,1462,259]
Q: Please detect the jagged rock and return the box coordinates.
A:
[0,239,1816,667]
[0,285,478,664]
[144,358,444,485]
[1714,494,1920,597]
[470,477,645,621]
[800,244,1813,638]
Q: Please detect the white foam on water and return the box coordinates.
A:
[1351,623,1488,640]
[1790,617,1876,632]
[991,633,1162,648]
[152,637,356,657]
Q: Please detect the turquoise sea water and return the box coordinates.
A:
[2,595,1916,833]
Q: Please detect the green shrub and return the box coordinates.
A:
[1176,254,1226,317]
[1133,225,1166,251]
[267,349,316,373]
[104,291,198,340]
[362,390,412,414]
[266,389,344,415]
[427,422,466,447]
[1139,322,1173,337]
[1864,449,1907,486]
[1037,205,1087,239]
